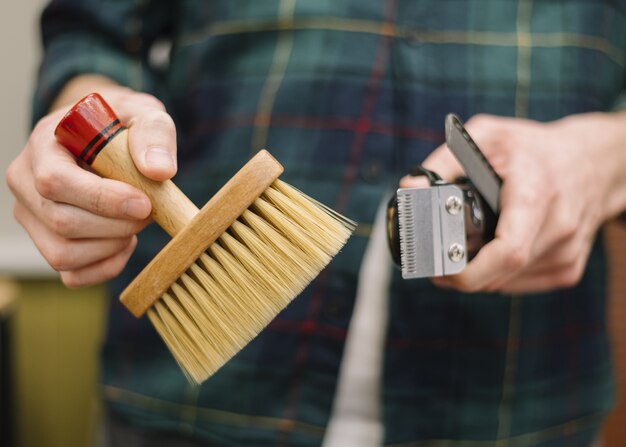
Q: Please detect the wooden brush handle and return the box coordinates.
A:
[54,93,198,236]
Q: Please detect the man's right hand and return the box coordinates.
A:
[5,78,178,287]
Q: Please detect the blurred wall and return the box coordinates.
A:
[0,0,55,275]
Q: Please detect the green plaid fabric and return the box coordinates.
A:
[35,1,626,446]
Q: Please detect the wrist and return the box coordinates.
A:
[566,111,626,222]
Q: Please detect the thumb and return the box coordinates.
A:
[421,144,465,182]
[127,109,178,181]
[399,144,465,188]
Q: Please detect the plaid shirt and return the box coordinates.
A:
[36,1,626,446]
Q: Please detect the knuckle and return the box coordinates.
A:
[466,114,510,153]
[135,93,166,111]
[34,114,57,133]
[34,167,58,199]
[89,187,109,215]
[556,265,584,289]
[467,113,493,128]
[466,114,502,136]
[449,276,480,293]
[101,263,125,283]
[142,110,175,131]
[12,203,30,229]
[127,219,148,235]
[47,248,72,271]
[484,282,502,293]
[461,283,481,294]
[12,203,21,222]
[557,218,577,241]
[101,251,134,283]
[5,160,19,192]
[555,246,579,269]
[517,185,542,209]
[506,245,530,271]
[48,208,77,237]
[459,282,480,293]
[30,116,59,149]
[60,272,88,289]
[546,207,578,245]
[537,179,557,202]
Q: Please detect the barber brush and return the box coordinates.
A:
[55,93,355,384]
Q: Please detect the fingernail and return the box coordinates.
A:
[123,198,151,219]
[145,147,175,171]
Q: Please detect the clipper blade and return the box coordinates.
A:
[395,186,467,279]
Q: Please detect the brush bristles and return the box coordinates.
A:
[147,179,356,384]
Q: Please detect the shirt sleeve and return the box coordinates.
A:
[33,0,174,124]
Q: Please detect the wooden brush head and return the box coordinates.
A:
[121,150,284,317]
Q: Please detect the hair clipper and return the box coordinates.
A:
[387,114,501,279]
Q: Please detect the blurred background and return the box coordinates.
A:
[0,2,625,447]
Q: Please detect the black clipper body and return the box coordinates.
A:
[388,115,501,279]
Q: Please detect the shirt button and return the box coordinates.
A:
[126,37,142,53]
[325,300,345,318]
[361,161,384,183]
[405,29,424,47]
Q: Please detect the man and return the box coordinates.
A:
[6,1,626,446]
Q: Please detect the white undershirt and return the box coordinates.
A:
[322,200,391,447]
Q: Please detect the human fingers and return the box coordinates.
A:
[14,201,137,273]
[13,112,152,221]
[432,150,550,292]
[37,200,150,239]
[9,153,149,237]
[489,226,592,293]
[432,236,530,292]
[489,249,589,294]
[60,236,138,288]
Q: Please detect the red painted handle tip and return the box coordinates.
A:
[55,93,124,165]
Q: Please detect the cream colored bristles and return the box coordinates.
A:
[146,180,356,384]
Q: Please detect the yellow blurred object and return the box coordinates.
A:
[0,279,17,316]
[1,279,18,447]
[10,279,106,447]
